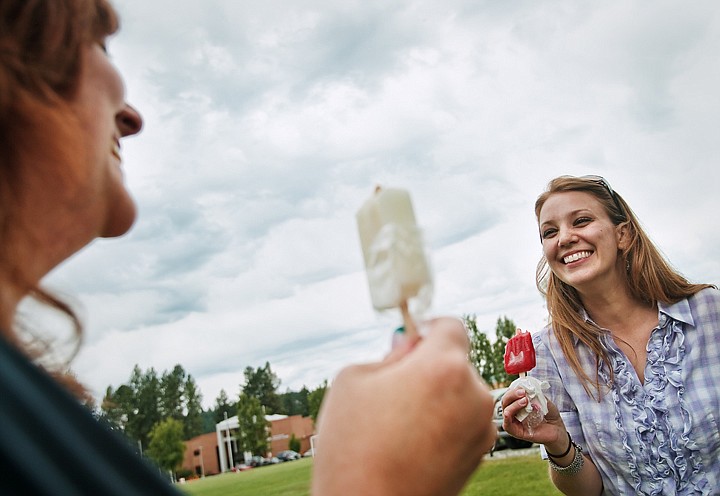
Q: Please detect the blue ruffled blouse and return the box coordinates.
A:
[531,288,720,495]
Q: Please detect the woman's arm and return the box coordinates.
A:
[502,387,603,496]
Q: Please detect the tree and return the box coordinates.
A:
[236,393,269,456]
[465,315,519,387]
[289,433,301,453]
[127,366,162,451]
[279,386,309,416]
[213,389,235,424]
[307,380,327,423]
[465,315,496,385]
[100,365,163,451]
[242,362,281,413]
[160,365,186,421]
[492,316,519,386]
[200,410,216,434]
[147,418,186,480]
[183,375,203,439]
[99,384,133,433]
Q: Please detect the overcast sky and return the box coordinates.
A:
[43,0,720,409]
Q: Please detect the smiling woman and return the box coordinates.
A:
[0,0,181,494]
[502,175,720,495]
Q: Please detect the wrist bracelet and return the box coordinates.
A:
[545,431,572,459]
[548,440,584,476]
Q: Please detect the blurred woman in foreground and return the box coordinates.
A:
[0,1,496,494]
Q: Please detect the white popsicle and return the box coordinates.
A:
[356,186,433,337]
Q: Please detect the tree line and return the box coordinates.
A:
[96,315,517,476]
[97,361,327,475]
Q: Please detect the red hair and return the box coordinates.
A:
[0,0,120,402]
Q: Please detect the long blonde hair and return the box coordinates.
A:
[534,175,714,398]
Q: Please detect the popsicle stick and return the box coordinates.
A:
[400,301,419,341]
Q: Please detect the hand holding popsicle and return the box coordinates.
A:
[504,329,549,433]
[356,186,433,340]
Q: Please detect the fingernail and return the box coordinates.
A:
[392,326,407,349]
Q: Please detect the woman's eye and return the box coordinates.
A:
[541,228,557,239]
[574,217,592,226]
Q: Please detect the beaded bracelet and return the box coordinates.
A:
[548,440,584,475]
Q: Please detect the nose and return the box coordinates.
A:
[557,228,577,247]
[117,103,143,137]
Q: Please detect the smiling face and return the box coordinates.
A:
[65,41,143,238]
[538,191,627,295]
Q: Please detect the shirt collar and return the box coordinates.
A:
[575,297,694,342]
[657,298,694,327]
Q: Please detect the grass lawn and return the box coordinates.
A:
[178,452,562,496]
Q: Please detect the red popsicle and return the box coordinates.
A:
[504,330,536,375]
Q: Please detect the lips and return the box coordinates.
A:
[563,250,592,264]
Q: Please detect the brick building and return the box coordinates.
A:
[180,414,315,476]
[181,432,220,477]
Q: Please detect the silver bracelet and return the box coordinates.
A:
[548,440,584,475]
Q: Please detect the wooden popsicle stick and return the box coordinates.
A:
[400,300,419,341]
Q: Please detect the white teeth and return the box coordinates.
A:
[564,251,591,264]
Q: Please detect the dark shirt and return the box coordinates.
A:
[0,336,181,495]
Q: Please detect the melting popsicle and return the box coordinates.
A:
[356,186,433,339]
[504,329,536,375]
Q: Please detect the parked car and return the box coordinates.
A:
[276,450,301,462]
[249,455,282,467]
[248,455,268,467]
[491,387,534,450]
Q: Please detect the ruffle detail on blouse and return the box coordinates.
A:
[600,317,708,495]
[598,337,643,491]
[644,318,707,494]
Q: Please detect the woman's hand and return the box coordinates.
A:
[501,385,567,453]
[311,317,497,496]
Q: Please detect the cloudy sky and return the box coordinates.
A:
[45,0,720,409]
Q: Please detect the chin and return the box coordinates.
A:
[100,196,137,238]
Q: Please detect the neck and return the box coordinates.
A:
[579,287,656,337]
[0,222,82,332]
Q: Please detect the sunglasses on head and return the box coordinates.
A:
[580,175,626,220]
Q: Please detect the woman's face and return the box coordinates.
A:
[538,191,626,294]
[66,41,143,238]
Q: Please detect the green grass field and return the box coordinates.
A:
[178,453,562,496]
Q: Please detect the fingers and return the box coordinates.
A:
[384,327,421,364]
[420,317,470,350]
[383,316,469,365]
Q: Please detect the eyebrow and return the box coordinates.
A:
[539,208,594,227]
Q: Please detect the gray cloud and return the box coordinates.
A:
[50,0,720,408]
